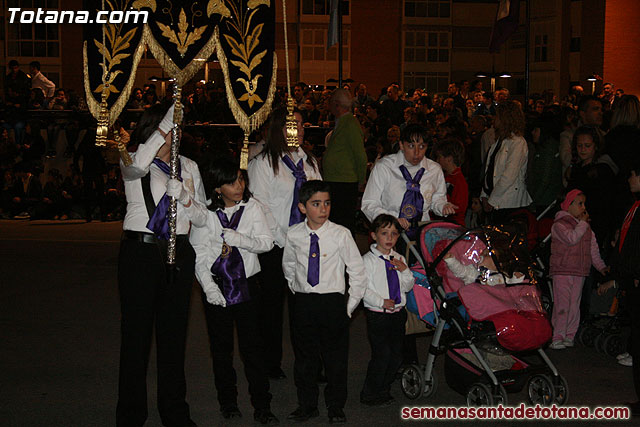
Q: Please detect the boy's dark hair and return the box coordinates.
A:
[29,61,41,70]
[400,123,430,145]
[433,137,465,167]
[298,180,331,206]
[8,60,19,67]
[371,214,401,233]
[201,155,251,211]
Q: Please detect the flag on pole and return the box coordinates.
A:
[327,0,339,49]
[489,0,520,53]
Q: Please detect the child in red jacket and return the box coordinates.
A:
[434,138,469,227]
[549,189,608,350]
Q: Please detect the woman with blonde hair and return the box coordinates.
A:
[480,100,532,223]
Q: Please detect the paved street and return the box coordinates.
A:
[0,220,636,426]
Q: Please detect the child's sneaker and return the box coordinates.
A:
[617,352,630,360]
[549,340,566,350]
[618,356,633,367]
[563,338,574,347]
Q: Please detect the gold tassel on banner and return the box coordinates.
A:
[114,128,132,167]
[240,132,250,170]
[285,97,298,149]
[95,81,110,147]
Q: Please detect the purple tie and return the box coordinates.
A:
[210,206,250,305]
[379,255,401,304]
[146,158,181,240]
[307,233,320,286]
[398,165,425,239]
[281,155,307,226]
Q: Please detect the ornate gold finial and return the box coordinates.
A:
[114,128,132,167]
[240,132,250,170]
[285,96,298,149]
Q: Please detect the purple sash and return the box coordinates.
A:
[210,206,250,305]
[146,158,182,240]
[398,165,425,239]
[281,155,307,226]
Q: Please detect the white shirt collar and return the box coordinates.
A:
[369,243,396,259]
[304,218,329,236]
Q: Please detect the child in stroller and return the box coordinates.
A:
[401,222,569,406]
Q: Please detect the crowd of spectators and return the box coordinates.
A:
[2,58,639,243]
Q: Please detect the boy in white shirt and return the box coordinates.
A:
[282,180,367,424]
[360,214,415,406]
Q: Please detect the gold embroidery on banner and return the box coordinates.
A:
[132,0,157,12]
[208,0,231,18]
[221,243,232,258]
[158,8,207,57]
[247,0,270,9]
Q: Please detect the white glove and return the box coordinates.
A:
[166,178,190,205]
[159,103,176,133]
[205,287,227,307]
[222,228,250,249]
[346,297,360,318]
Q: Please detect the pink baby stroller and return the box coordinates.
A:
[400,222,569,406]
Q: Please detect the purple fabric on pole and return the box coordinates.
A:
[146,158,182,240]
[210,206,251,306]
[379,255,401,304]
[489,0,520,53]
[307,232,320,286]
[281,155,307,226]
[399,165,425,240]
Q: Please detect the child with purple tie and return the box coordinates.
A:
[282,180,367,423]
[189,157,278,425]
[360,214,415,406]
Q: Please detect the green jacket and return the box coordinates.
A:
[322,113,367,184]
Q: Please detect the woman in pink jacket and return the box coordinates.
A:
[549,189,608,350]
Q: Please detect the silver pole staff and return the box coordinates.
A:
[167,83,182,265]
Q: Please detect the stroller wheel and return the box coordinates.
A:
[552,375,569,406]
[401,364,425,400]
[422,371,438,398]
[603,334,626,358]
[594,332,607,353]
[578,326,599,347]
[527,374,556,406]
[466,383,493,407]
[493,384,508,406]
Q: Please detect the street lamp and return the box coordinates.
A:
[475,71,512,93]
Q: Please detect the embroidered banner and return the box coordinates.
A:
[82,0,146,125]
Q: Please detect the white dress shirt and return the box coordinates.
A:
[121,130,207,233]
[282,219,367,311]
[31,70,55,98]
[361,151,448,223]
[362,245,415,312]
[480,133,532,209]
[247,147,322,247]
[190,198,274,300]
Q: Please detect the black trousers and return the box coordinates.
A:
[202,277,272,411]
[292,293,349,410]
[327,181,359,234]
[361,309,407,401]
[257,246,288,372]
[116,237,195,427]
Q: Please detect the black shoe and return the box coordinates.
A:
[360,396,386,407]
[287,407,319,422]
[254,409,279,425]
[327,407,346,424]
[268,367,287,380]
[221,406,242,419]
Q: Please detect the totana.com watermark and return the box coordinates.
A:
[7,8,148,24]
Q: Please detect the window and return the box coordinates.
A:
[404,0,450,18]
[6,0,60,57]
[534,34,548,62]
[301,0,349,16]
[301,28,349,61]
[404,31,426,63]
[427,32,449,62]
[404,72,449,94]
